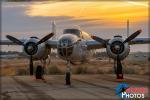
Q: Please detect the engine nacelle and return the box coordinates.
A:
[106,36,130,60]
[23,37,50,60]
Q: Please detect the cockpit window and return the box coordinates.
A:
[63,29,80,37]
[59,39,72,46]
[58,38,74,57]
[30,36,38,39]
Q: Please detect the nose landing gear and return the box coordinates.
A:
[65,61,72,85]
[65,72,71,85]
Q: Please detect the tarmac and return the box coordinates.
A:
[1,74,149,100]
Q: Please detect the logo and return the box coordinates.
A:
[116,83,148,99]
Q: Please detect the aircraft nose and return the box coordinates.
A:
[60,39,70,47]
[58,38,74,58]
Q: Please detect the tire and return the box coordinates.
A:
[65,72,71,85]
[35,65,44,79]
[117,74,123,79]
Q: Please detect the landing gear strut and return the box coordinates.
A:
[114,55,123,79]
[65,61,72,85]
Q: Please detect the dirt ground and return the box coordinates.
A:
[1,57,149,76]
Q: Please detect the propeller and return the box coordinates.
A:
[115,54,123,78]
[114,59,117,74]
[91,29,142,45]
[29,55,33,75]
[6,33,54,75]
[36,33,54,45]
[123,29,141,43]
[91,35,106,45]
[6,35,23,45]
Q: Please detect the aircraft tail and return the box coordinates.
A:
[52,21,56,39]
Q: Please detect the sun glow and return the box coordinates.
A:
[26,1,148,27]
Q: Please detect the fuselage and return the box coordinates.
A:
[57,28,93,63]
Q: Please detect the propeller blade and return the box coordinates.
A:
[6,35,23,45]
[29,55,34,75]
[114,59,117,74]
[37,33,54,45]
[91,35,106,45]
[123,29,142,43]
[116,55,123,79]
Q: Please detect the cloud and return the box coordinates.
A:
[125,0,149,7]
[26,1,148,27]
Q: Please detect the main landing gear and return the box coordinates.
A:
[35,60,46,81]
[35,65,44,80]
[114,55,124,80]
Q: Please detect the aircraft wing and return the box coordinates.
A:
[1,38,149,49]
[46,40,58,48]
[86,40,106,50]
[86,38,150,50]
[129,38,150,45]
[0,39,26,45]
[0,39,58,48]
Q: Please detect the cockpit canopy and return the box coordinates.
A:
[30,36,39,39]
[114,35,122,38]
[63,29,81,37]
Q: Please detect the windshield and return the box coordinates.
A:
[63,29,80,37]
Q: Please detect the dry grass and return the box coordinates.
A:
[47,65,63,75]
[1,58,149,76]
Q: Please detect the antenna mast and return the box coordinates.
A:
[127,19,129,37]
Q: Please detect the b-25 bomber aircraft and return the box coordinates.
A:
[1,22,150,85]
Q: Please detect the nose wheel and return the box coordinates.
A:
[65,61,72,85]
[65,72,71,85]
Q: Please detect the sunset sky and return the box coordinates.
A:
[26,1,148,28]
[1,0,149,52]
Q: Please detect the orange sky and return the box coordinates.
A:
[26,1,148,28]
